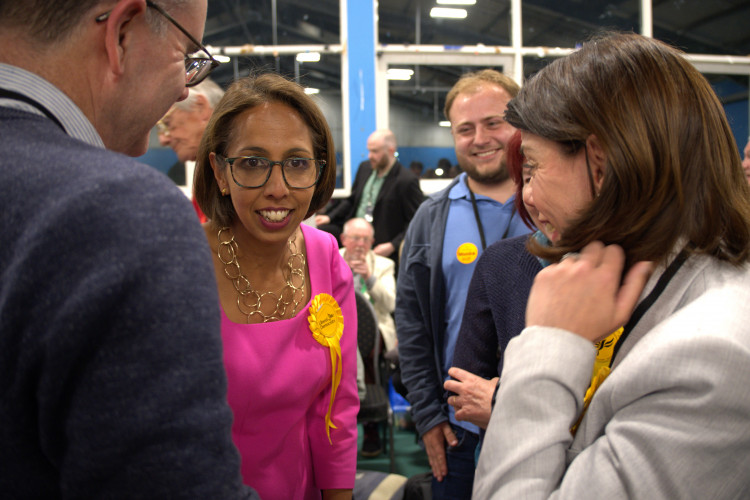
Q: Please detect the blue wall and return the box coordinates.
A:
[712,80,748,152]
[139,148,178,175]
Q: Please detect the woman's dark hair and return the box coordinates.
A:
[195,73,337,227]
[506,32,750,266]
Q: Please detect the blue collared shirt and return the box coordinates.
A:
[0,63,104,148]
[441,172,532,433]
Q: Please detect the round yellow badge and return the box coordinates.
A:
[456,242,479,264]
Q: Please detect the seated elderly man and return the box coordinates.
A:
[341,217,397,351]
[340,217,396,457]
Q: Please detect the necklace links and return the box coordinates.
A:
[218,227,306,323]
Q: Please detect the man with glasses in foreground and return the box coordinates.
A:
[0,1,257,497]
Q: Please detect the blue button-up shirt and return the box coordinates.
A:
[441,172,531,433]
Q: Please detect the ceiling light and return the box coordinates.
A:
[439,121,451,127]
[304,88,320,95]
[296,52,321,63]
[437,0,476,5]
[430,7,468,19]
[214,55,231,63]
[387,68,415,81]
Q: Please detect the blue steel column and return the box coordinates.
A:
[344,0,377,182]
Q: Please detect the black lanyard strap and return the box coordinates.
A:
[609,249,689,366]
[466,177,515,251]
[0,88,65,131]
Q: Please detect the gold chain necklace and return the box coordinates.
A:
[217,227,306,323]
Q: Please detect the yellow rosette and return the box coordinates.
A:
[308,293,345,444]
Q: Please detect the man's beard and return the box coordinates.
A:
[372,156,390,172]
[462,158,510,185]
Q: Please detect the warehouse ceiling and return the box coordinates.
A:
[201,0,750,117]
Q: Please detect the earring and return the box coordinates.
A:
[221,188,228,196]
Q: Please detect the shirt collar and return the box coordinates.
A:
[0,63,105,148]
[374,161,395,179]
[448,173,471,200]
[448,172,516,206]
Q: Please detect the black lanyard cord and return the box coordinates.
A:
[0,89,65,132]
[467,177,515,251]
[609,249,689,366]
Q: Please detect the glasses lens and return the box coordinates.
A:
[348,235,372,243]
[283,158,319,188]
[185,57,214,87]
[231,157,271,188]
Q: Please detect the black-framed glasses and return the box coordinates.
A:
[218,155,325,189]
[342,234,373,244]
[96,0,219,87]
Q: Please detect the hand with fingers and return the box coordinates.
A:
[422,422,457,482]
[526,241,653,343]
[444,368,498,430]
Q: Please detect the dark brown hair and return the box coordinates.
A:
[444,69,520,122]
[194,72,336,227]
[505,32,750,266]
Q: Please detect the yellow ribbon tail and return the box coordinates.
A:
[324,338,343,444]
[571,365,611,436]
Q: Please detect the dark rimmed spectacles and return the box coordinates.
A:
[218,155,325,189]
[96,0,219,87]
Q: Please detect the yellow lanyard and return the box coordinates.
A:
[570,327,623,435]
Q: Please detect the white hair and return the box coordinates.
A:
[172,78,225,112]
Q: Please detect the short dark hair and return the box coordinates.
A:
[444,69,520,122]
[195,73,337,227]
[506,32,750,266]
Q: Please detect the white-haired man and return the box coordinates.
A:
[159,77,224,219]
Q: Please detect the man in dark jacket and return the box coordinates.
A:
[396,70,530,499]
[316,129,424,267]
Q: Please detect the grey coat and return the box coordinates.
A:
[474,254,750,499]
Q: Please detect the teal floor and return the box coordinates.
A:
[355,419,430,479]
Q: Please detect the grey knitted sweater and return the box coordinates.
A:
[0,107,256,499]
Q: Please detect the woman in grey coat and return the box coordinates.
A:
[474,32,750,500]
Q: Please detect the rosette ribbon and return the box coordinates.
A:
[308,293,344,444]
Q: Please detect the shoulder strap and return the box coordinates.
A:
[609,250,689,366]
